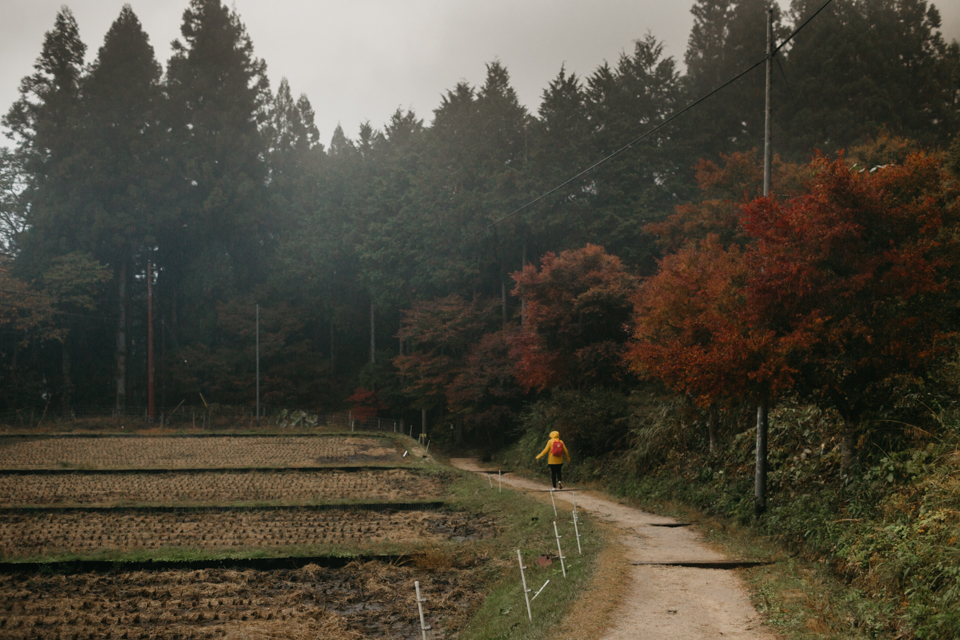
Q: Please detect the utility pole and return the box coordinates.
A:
[756,5,774,520]
[763,5,774,198]
[256,304,260,424]
[147,261,155,421]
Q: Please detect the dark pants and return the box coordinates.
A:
[549,464,563,488]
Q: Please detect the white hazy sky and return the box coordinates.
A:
[2,0,959,148]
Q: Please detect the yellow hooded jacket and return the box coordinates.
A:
[536,431,571,465]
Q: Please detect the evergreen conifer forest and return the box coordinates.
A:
[3,1,960,634]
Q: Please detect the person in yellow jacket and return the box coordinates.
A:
[536,430,571,490]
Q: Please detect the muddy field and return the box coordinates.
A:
[0,469,445,508]
[0,560,485,639]
[0,433,499,638]
[0,436,401,470]
[0,508,494,560]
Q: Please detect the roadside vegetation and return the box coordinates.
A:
[498,393,960,639]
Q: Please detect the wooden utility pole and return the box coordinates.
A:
[756,5,774,520]
[147,261,155,420]
[370,300,376,364]
[256,304,260,424]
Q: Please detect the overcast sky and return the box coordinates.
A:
[2,0,959,148]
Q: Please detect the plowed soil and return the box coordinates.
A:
[0,560,484,639]
[0,508,495,560]
[0,436,400,470]
[0,469,444,508]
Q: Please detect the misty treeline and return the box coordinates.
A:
[1,0,958,449]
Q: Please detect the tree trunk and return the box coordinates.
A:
[329,320,335,374]
[115,260,127,414]
[501,273,507,327]
[755,400,768,520]
[707,404,718,455]
[369,299,376,364]
[61,338,71,417]
[841,418,856,472]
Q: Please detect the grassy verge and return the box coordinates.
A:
[445,469,614,640]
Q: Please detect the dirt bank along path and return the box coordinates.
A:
[450,459,777,640]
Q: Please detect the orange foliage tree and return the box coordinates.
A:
[630,150,960,515]
[740,152,960,468]
[511,244,638,392]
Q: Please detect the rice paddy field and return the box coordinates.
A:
[0,432,498,639]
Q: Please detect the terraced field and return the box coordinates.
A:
[0,432,492,639]
[0,469,444,507]
[0,561,483,639]
[0,507,494,559]
[0,435,401,470]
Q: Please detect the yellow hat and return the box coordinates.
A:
[549,430,559,439]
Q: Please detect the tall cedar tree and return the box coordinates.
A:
[163,0,270,341]
[81,5,165,411]
[780,0,960,158]
[526,68,592,257]
[582,35,685,271]
[681,0,784,164]
[3,8,86,271]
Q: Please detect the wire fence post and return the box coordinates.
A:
[517,549,533,622]
[549,488,558,517]
[414,581,430,640]
[498,470,502,493]
[572,509,582,556]
[487,473,493,489]
[553,521,567,578]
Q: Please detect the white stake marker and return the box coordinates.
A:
[414,581,430,640]
[517,549,533,621]
[553,521,567,578]
[572,509,582,555]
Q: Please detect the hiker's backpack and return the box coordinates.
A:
[551,440,564,456]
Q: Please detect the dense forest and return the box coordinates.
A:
[1,0,959,443]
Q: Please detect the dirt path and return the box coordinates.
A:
[450,459,777,640]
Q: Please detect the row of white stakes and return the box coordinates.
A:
[483,472,584,622]
[517,488,583,622]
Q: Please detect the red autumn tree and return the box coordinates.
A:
[646,150,806,253]
[741,151,960,469]
[347,387,387,421]
[633,150,960,484]
[393,294,500,412]
[511,244,638,391]
[628,235,820,457]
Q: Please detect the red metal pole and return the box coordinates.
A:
[147,260,155,420]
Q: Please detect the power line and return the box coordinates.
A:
[439,0,835,259]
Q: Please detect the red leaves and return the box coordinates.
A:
[511,244,638,391]
[630,150,959,416]
[347,387,386,421]
[393,295,501,407]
